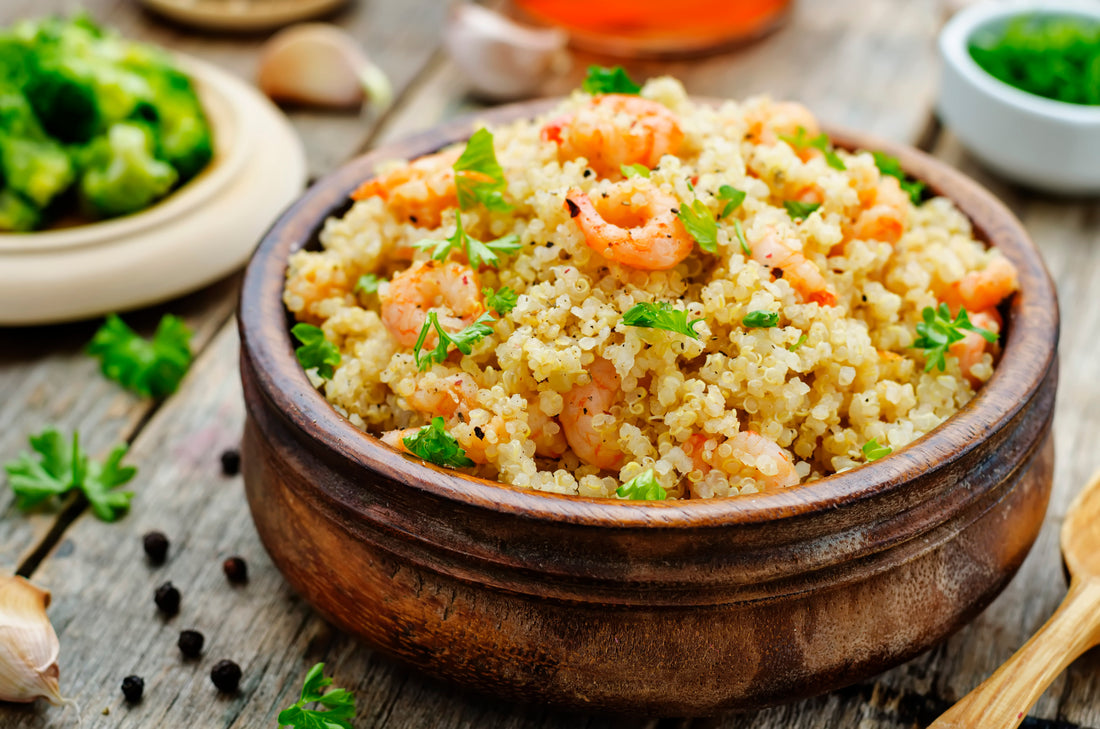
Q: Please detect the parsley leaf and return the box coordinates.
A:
[622,301,704,340]
[616,469,667,500]
[4,428,135,522]
[454,128,512,212]
[789,333,808,351]
[581,65,641,95]
[677,198,718,253]
[402,417,475,468]
[912,304,998,372]
[87,314,193,399]
[413,311,496,371]
[484,286,518,315]
[277,662,356,729]
[291,323,341,379]
[780,127,847,171]
[743,310,779,328]
[355,273,381,296]
[717,185,746,218]
[862,438,893,462]
[732,218,750,255]
[784,200,821,220]
[873,151,927,205]
[620,163,650,178]
[414,211,520,269]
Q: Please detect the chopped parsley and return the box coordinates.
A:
[784,200,821,220]
[291,323,341,379]
[413,311,496,371]
[862,438,893,462]
[278,662,356,729]
[779,126,847,170]
[484,286,518,314]
[87,314,193,399]
[402,416,474,468]
[912,303,997,372]
[453,128,512,212]
[622,301,704,340]
[872,151,927,205]
[616,469,667,501]
[414,210,521,269]
[743,310,779,328]
[581,65,641,95]
[717,185,747,218]
[4,427,136,522]
[677,198,717,252]
[789,333,808,351]
[354,273,381,296]
[620,163,650,178]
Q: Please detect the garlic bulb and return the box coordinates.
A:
[0,574,65,705]
[257,24,393,110]
[444,3,569,101]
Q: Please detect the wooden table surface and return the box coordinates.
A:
[2,1,1099,727]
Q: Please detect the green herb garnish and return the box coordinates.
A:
[872,151,927,206]
[789,333,808,351]
[743,310,779,328]
[453,127,511,212]
[484,286,518,315]
[616,469,667,500]
[402,416,475,468]
[4,427,135,522]
[783,200,821,221]
[582,65,641,95]
[414,211,521,269]
[623,301,704,340]
[779,126,846,170]
[862,438,893,462]
[677,198,718,253]
[277,662,356,729]
[620,163,650,178]
[413,311,496,371]
[354,273,381,296]
[717,185,746,218]
[912,304,997,372]
[87,314,193,399]
[291,323,341,379]
[732,218,750,256]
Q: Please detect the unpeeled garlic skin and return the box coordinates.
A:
[0,575,64,705]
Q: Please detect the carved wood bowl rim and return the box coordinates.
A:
[239,97,1059,531]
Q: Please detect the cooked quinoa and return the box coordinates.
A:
[283,77,1017,500]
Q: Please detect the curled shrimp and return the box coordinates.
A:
[947,256,1019,313]
[683,431,799,491]
[750,229,837,306]
[949,309,1002,385]
[746,101,819,148]
[380,260,484,348]
[350,148,461,229]
[564,179,694,270]
[542,95,684,177]
[851,175,909,244]
[560,358,623,470]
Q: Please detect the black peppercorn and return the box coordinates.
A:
[142,531,169,565]
[219,448,241,476]
[121,675,144,703]
[210,660,241,693]
[154,582,180,616]
[222,556,248,584]
[178,630,204,658]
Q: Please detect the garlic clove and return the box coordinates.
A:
[0,575,64,706]
[444,3,570,101]
[257,23,393,110]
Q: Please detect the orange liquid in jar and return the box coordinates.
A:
[514,0,792,55]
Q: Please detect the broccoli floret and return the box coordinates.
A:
[79,122,177,218]
[0,90,75,208]
[0,187,40,231]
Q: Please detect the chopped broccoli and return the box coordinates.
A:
[79,122,178,218]
[0,188,40,231]
[0,90,75,208]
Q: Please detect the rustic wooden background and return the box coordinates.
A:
[1,0,1098,727]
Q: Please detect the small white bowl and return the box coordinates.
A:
[939,0,1100,194]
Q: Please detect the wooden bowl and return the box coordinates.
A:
[238,100,1059,716]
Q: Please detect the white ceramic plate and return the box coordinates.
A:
[0,55,307,326]
[139,0,349,32]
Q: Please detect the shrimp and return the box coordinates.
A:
[527,407,569,459]
[949,309,1002,385]
[746,101,819,149]
[683,431,800,491]
[750,229,837,306]
[560,359,623,470]
[380,260,484,348]
[564,179,695,270]
[542,95,684,177]
[947,256,1019,313]
[350,148,461,229]
[850,175,909,244]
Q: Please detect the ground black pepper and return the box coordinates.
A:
[178,630,204,658]
[223,556,248,584]
[154,582,180,616]
[142,531,168,565]
[220,448,241,476]
[121,675,144,703]
[210,660,241,693]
